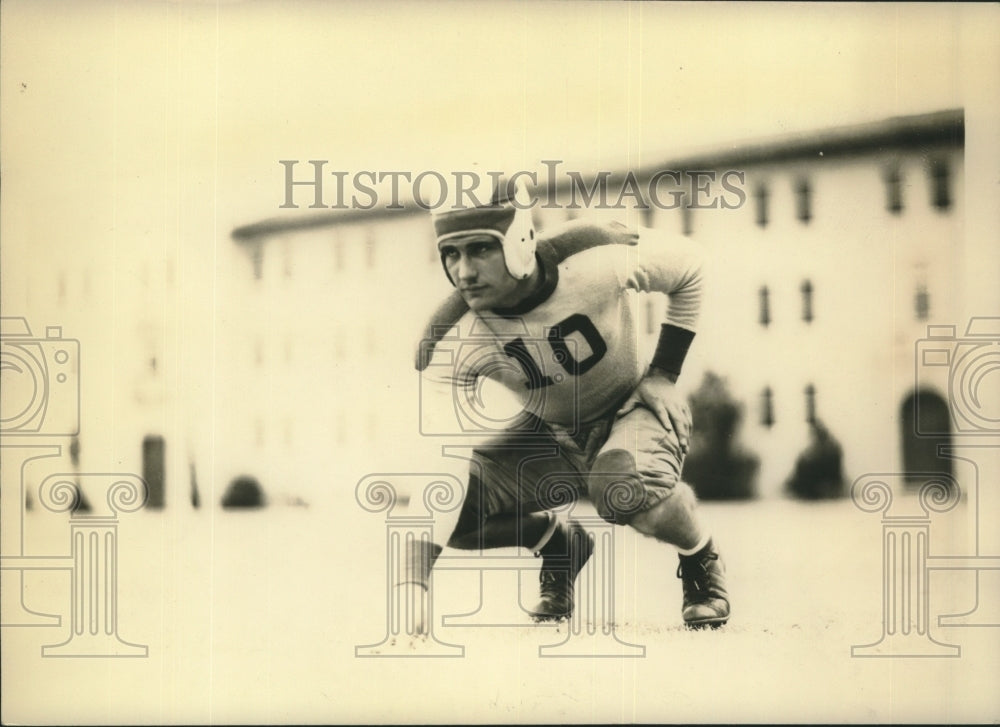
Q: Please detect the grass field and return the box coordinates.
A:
[3,493,998,724]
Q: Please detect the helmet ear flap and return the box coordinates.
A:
[499,179,537,280]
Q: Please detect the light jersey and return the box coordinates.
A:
[416,219,705,434]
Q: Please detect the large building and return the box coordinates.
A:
[228,109,977,501]
[17,109,977,507]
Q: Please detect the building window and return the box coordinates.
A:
[805,384,816,424]
[884,164,903,214]
[282,240,293,279]
[795,178,812,223]
[915,284,930,320]
[755,184,769,227]
[801,279,814,323]
[250,242,264,280]
[142,435,166,509]
[759,285,771,327]
[761,387,775,428]
[929,159,951,211]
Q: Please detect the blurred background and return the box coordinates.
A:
[4,1,996,510]
[3,2,1000,723]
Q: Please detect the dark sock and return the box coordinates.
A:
[536,522,569,558]
[402,537,443,588]
[538,520,591,574]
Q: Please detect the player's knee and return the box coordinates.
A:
[590,449,658,525]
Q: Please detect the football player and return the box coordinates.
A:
[402,177,730,632]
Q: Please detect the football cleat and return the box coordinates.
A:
[528,519,593,622]
[677,538,730,629]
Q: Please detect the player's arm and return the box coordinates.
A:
[575,220,705,378]
[620,226,708,448]
[626,224,705,342]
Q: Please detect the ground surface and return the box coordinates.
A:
[2,493,998,724]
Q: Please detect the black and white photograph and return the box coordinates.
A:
[2,1,999,723]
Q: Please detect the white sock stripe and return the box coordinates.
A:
[677,534,711,557]
[530,512,560,554]
[394,580,429,591]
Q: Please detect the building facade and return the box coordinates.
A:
[224,109,976,502]
[21,109,971,506]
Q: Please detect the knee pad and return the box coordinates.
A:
[588,449,648,525]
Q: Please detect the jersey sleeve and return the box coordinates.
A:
[623,225,706,332]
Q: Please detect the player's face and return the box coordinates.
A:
[439,236,521,310]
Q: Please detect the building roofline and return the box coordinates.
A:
[670,107,963,169]
[232,108,963,242]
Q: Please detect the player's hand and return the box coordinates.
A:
[618,369,692,453]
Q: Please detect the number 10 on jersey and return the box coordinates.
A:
[502,313,608,390]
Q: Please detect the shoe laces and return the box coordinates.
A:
[540,569,562,587]
[539,562,571,596]
[677,551,719,592]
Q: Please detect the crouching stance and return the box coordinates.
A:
[399,179,730,632]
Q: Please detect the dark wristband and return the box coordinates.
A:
[650,324,695,378]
